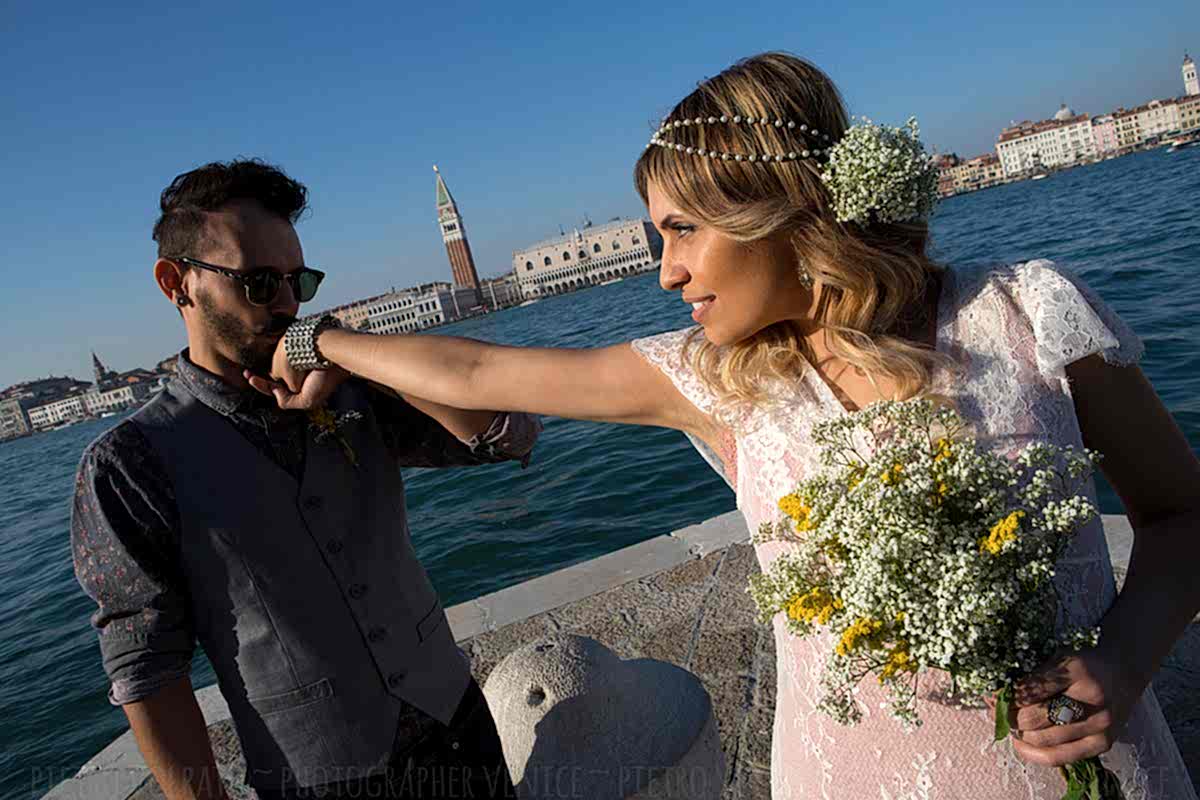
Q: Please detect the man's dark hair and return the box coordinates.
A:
[152,158,309,258]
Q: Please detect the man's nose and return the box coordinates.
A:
[273,276,300,314]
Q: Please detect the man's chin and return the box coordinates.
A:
[237,344,276,376]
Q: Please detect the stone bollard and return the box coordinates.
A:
[482,634,724,800]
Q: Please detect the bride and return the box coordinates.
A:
[258,52,1199,799]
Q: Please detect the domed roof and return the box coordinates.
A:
[1054,103,1075,121]
[1186,53,1194,65]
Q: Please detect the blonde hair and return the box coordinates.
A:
[634,52,962,421]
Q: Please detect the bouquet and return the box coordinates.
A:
[747,398,1123,799]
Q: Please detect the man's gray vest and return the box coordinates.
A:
[131,379,471,791]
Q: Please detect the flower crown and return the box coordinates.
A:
[646,113,939,226]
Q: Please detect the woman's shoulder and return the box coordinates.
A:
[945,258,1072,303]
[629,325,706,369]
[944,258,1143,379]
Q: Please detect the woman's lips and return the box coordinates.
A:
[690,297,715,323]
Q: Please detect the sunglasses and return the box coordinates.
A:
[173,256,325,306]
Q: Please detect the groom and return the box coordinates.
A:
[71,159,538,799]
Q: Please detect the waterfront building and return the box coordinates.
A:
[1134,99,1181,140]
[996,105,1096,177]
[434,166,482,306]
[28,394,88,429]
[932,153,960,198]
[0,397,32,440]
[943,153,1006,194]
[83,382,157,416]
[479,273,523,310]
[1185,53,1198,96]
[1178,94,1200,132]
[1114,107,1144,149]
[1091,116,1119,153]
[362,282,479,335]
[327,294,389,331]
[513,219,662,299]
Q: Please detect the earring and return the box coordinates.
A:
[797,261,814,290]
[176,295,189,307]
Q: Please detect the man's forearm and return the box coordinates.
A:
[122,676,228,800]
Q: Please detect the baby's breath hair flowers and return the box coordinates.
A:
[818,116,940,225]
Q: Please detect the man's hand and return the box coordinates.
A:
[244,336,348,410]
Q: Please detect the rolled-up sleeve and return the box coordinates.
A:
[458,411,541,468]
[71,422,196,706]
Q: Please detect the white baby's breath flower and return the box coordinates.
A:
[819,117,939,226]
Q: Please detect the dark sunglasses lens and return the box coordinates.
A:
[245,272,281,305]
[296,271,322,302]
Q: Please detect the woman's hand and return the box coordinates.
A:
[1007,645,1144,768]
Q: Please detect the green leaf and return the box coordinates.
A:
[993,685,1013,741]
[1061,767,1085,800]
[1088,767,1100,799]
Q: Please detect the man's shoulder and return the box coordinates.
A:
[79,418,155,473]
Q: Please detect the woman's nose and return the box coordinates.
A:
[659,257,689,292]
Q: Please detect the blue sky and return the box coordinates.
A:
[1,0,1194,388]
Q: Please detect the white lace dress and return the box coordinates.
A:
[631,259,1196,799]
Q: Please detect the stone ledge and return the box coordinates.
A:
[48,513,1198,800]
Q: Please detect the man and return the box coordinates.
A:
[71,159,538,799]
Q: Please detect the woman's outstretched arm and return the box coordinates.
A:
[308,327,708,435]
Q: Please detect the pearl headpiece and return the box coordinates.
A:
[646,114,834,163]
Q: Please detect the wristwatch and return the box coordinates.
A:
[283,314,342,371]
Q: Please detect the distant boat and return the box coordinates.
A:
[518,298,539,307]
[1031,173,1048,181]
[1166,137,1200,153]
[599,278,622,286]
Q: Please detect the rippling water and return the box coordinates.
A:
[3,146,1197,800]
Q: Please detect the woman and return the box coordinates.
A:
[261,53,1199,798]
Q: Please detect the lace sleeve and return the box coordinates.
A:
[629,326,720,415]
[1013,259,1145,380]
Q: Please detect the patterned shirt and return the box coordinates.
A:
[71,350,540,730]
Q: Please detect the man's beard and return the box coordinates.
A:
[195,290,294,375]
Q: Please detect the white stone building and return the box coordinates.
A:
[28,395,87,429]
[996,105,1097,177]
[1133,99,1182,139]
[363,283,479,335]
[513,219,661,299]
[1185,53,1198,97]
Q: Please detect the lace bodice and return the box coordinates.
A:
[632,260,1195,799]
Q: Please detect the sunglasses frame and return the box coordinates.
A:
[172,256,325,306]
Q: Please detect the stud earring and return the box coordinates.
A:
[176,295,190,307]
[797,262,814,290]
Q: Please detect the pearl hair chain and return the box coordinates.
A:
[647,114,834,163]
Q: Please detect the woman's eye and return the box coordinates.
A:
[672,224,695,238]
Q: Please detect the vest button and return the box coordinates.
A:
[367,627,387,643]
[349,583,367,599]
[325,539,343,554]
[304,495,324,510]
[387,671,406,688]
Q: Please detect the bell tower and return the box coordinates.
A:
[1184,53,1198,96]
[434,165,481,303]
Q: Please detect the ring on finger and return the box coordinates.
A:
[1046,694,1086,726]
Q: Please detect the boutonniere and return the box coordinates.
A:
[308,407,364,468]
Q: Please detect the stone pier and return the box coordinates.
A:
[45,514,1199,800]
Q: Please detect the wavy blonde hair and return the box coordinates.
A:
[634,52,962,421]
